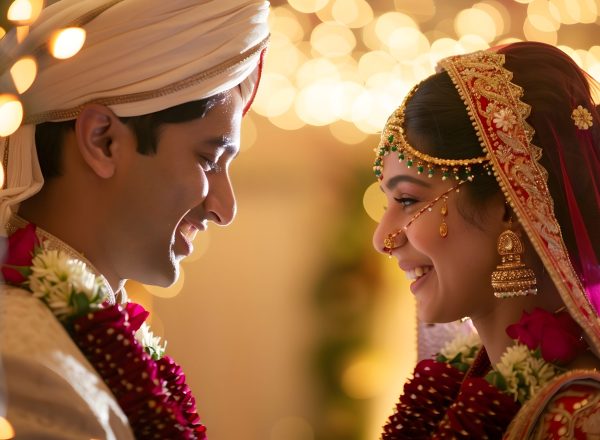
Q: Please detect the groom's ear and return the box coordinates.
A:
[75,104,130,179]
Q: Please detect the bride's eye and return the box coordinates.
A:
[394,197,418,208]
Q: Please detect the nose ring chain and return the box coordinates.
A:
[383,181,466,257]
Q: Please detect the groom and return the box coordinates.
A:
[0,0,269,438]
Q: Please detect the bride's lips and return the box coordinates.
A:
[409,268,433,294]
[398,263,434,294]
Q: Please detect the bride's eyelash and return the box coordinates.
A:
[394,197,418,207]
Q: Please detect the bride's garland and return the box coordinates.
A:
[2,224,207,439]
[382,309,587,439]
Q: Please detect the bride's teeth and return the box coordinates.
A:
[405,266,431,281]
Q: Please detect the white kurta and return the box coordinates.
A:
[0,286,135,440]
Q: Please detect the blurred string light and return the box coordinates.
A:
[0,1,86,137]
[0,417,14,440]
[49,27,86,59]
[252,0,600,139]
[341,351,389,399]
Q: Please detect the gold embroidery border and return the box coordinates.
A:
[504,369,600,438]
[439,51,600,354]
[24,36,270,124]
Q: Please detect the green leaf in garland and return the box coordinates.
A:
[71,291,92,317]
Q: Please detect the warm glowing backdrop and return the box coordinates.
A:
[130,1,600,439]
[2,1,600,439]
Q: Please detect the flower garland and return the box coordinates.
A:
[382,308,587,439]
[1,224,207,439]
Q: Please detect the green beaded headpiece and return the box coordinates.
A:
[373,83,490,181]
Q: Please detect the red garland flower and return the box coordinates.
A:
[382,358,521,439]
[1,223,39,283]
[2,225,207,439]
[72,302,207,439]
[506,307,586,365]
[436,377,520,438]
[382,359,466,439]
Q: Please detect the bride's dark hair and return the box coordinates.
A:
[403,41,600,306]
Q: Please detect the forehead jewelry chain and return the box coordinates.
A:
[383,181,466,257]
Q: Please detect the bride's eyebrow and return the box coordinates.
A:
[384,174,432,191]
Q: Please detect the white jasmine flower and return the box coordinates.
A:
[492,343,561,403]
[440,331,482,362]
[135,322,167,360]
[28,249,106,321]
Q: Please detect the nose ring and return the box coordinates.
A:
[383,228,406,257]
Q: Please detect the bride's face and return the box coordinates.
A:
[373,153,507,323]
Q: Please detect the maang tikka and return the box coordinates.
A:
[491,219,538,298]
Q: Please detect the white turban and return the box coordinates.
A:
[0,0,270,232]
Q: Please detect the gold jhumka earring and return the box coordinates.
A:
[491,220,538,298]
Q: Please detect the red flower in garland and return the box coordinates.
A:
[436,378,520,438]
[4,223,207,438]
[382,357,521,439]
[506,308,586,365]
[72,302,207,439]
[1,223,40,284]
[382,359,466,439]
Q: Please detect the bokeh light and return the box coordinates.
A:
[375,12,418,47]
[295,80,339,126]
[270,7,305,42]
[387,27,430,61]
[296,58,340,88]
[0,162,5,189]
[358,51,396,81]
[7,0,43,24]
[254,2,600,162]
[268,107,306,130]
[329,120,369,145]
[0,417,15,440]
[393,0,436,22]
[7,0,32,22]
[523,16,558,44]
[50,27,86,59]
[252,73,296,118]
[527,0,561,32]
[240,114,258,152]
[288,0,329,14]
[341,351,388,399]
[363,181,387,222]
[474,1,510,36]
[0,94,23,137]
[310,22,356,57]
[10,56,37,94]
[144,267,186,299]
[331,0,373,28]
[454,8,498,43]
